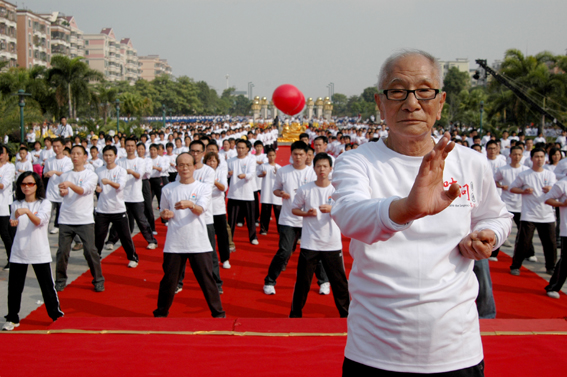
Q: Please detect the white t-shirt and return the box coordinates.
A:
[30,149,42,165]
[95,165,127,214]
[149,156,165,178]
[227,156,256,201]
[258,163,282,205]
[58,169,98,225]
[15,160,32,180]
[212,167,228,216]
[253,153,269,190]
[510,169,557,223]
[546,178,567,236]
[273,164,317,228]
[117,157,145,203]
[0,163,15,216]
[292,182,342,251]
[40,148,55,164]
[160,181,212,254]
[44,156,73,203]
[193,164,216,224]
[331,140,512,373]
[494,164,530,213]
[10,199,52,264]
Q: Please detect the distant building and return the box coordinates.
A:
[138,54,172,81]
[119,38,138,84]
[16,9,51,68]
[0,0,18,68]
[84,28,123,81]
[438,58,470,87]
[39,12,85,59]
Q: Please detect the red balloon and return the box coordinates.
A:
[272,84,305,116]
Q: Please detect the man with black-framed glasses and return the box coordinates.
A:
[332,50,512,376]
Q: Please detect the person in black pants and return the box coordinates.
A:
[94,146,139,267]
[137,143,156,233]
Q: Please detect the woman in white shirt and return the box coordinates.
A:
[204,152,231,269]
[3,172,64,331]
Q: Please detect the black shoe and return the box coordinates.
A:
[218,287,224,294]
[3,262,9,270]
[55,283,66,292]
[546,269,554,276]
[94,283,105,292]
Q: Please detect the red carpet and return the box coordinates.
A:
[5,144,567,375]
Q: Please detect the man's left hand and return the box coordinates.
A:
[458,230,496,260]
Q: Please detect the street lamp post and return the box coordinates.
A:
[115,99,120,133]
[479,101,484,134]
[162,104,166,129]
[14,89,31,142]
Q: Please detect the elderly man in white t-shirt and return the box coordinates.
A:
[331,50,511,375]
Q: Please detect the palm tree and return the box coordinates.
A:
[91,81,118,125]
[48,55,103,119]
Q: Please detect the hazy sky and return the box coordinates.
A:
[18,0,567,99]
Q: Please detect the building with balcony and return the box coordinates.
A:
[439,58,470,87]
[84,28,125,82]
[0,1,18,68]
[138,54,172,81]
[120,38,139,84]
[39,12,84,59]
[16,9,50,68]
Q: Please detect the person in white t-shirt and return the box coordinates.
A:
[43,138,73,235]
[263,141,319,295]
[94,145,138,268]
[55,145,104,292]
[257,148,282,235]
[138,143,156,234]
[153,153,225,318]
[544,178,567,299]
[510,147,557,275]
[2,172,63,331]
[253,140,268,225]
[0,144,16,269]
[15,147,32,181]
[289,153,349,318]
[227,139,258,245]
[88,147,104,171]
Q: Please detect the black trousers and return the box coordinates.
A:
[178,224,222,290]
[168,172,177,182]
[227,199,257,242]
[546,236,567,292]
[6,262,64,323]
[149,177,164,210]
[50,202,62,228]
[153,252,225,318]
[56,224,104,286]
[493,212,534,258]
[142,179,155,232]
[342,358,485,377]
[254,190,260,223]
[213,214,230,263]
[290,249,349,318]
[107,202,157,246]
[0,215,16,261]
[95,212,138,262]
[260,203,281,234]
[511,221,556,271]
[264,225,328,286]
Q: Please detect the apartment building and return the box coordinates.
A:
[39,12,84,59]
[84,27,124,81]
[16,9,51,68]
[120,38,138,84]
[0,0,17,68]
[138,55,172,81]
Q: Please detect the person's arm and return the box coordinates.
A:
[127,168,141,179]
[0,165,15,190]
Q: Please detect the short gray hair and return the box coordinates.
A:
[377,49,442,90]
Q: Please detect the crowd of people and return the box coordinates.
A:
[2,50,567,376]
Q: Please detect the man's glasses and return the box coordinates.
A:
[379,89,440,101]
[21,182,36,188]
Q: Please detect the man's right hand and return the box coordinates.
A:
[389,132,460,224]
[161,209,174,220]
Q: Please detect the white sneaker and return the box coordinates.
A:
[128,260,138,268]
[263,285,276,295]
[174,287,182,294]
[237,223,243,227]
[152,231,158,235]
[319,282,331,295]
[222,261,231,269]
[488,257,498,262]
[528,256,538,262]
[251,239,259,245]
[255,222,260,227]
[105,243,114,250]
[547,291,560,299]
[50,228,59,234]
[147,243,158,250]
[502,239,513,247]
[2,321,19,331]
[229,246,236,253]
